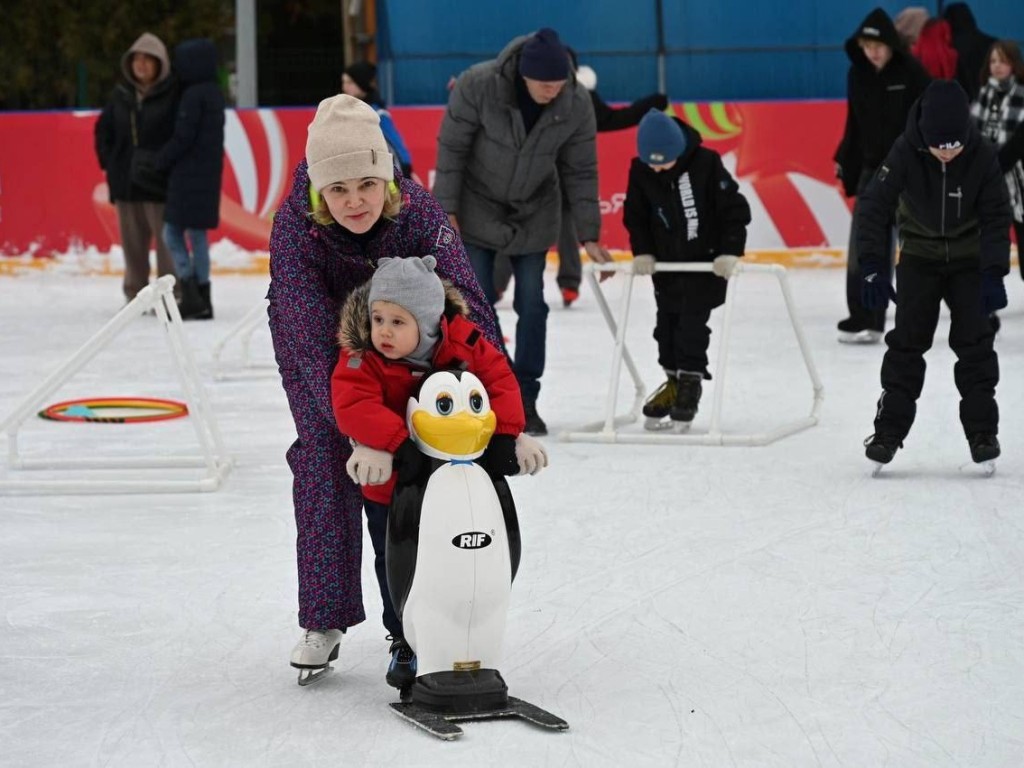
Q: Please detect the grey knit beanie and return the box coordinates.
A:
[369,256,445,362]
[305,94,393,191]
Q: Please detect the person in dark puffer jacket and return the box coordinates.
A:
[858,81,1011,468]
[94,32,178,302]
[156,38,225,320]
[834,8,930,344]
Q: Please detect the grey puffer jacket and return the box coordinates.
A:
[433,34,601,256]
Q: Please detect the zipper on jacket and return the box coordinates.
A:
[949,185,962,219]
[940,162,946,237]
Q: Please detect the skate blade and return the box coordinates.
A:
[643,416,675,432]
[982,461,996,477]
[670,421,692,434]
[296,664,332,686]
[870,461,885,477]
[838,330,882,345]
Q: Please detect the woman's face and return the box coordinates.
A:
[321,177,387,233]
[989,49,1012,80]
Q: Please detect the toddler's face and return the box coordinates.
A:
[370,301,419,359]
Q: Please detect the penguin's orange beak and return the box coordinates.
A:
[410,410,496,458]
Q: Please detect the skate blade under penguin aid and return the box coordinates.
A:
[389,696,569,741]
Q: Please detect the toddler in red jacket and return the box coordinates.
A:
[329,255,547,687]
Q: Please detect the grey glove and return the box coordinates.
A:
[632,254,657,276]
[712,255,740,279]
[346,444,393,486]
[515,433,548,476]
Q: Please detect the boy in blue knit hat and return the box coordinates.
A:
[623,109,752,430]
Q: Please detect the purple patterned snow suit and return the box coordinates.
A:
[267,160,501,631]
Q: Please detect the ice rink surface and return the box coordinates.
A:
[2,265,1023,767]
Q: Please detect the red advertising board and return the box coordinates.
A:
[0,101,851,260]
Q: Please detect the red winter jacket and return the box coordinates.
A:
[331,280,525,503]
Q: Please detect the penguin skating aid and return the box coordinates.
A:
[386,370,567,739]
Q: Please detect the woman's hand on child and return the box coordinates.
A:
[515,433,548,476]
[346,444,394,485]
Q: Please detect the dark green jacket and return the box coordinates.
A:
[857,97,1011,274]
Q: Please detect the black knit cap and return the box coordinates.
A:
[344,61,377,95]
[919,79,970,149]
[518,28,570,81]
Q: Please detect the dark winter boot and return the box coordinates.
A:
[386,635,417,690]
[968,433,1000,464]
[194,282,214,320]
[177,277,211,320]
[670,372,703,423]
[642,374,678,419]
[864,432,903,464]
[523,401,548,436]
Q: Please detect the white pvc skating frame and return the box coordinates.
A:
[0,275,233,494]
[211,297,278,380]
[560,261,824,445]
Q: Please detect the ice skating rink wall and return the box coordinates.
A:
[1,100,872,273]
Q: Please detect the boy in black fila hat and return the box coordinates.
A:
[857,80,1011,470]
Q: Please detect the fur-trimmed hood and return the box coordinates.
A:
[337,278,470,352]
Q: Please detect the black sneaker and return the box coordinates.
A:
[523,402,548,436]
[670,372,703,423]
[864,432,903,464]
[385,636,417,689]
[968,433,1000,463]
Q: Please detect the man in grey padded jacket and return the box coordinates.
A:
[434,27,612,436]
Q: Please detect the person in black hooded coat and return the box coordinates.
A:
[834,8,930,343]
[943,2,996,102]
[856,80,1010,468]
[156,38,225,320]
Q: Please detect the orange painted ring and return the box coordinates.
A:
[38,397,189,424]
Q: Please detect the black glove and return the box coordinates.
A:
[477,434,518,478]
[393,438,426,483]
[982,271,1008,314]
[860,264,896,310]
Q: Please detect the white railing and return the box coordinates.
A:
[559,261,824,446]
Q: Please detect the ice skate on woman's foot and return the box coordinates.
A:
[968,433,999,476]
[290,628,343,686]
[864,432,902,476]
[642,374,678,431]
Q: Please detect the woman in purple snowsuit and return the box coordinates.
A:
[268,95,500,686]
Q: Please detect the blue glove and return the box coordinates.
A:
[982,272,1007,314]
[860,266,896,310]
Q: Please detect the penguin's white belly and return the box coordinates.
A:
[403,462,511,677]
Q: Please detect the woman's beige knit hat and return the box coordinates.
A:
[305,94,394,190]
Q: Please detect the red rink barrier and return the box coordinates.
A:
[0,101,854,268]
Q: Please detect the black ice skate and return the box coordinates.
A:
[837,318,883,345]
[968,433,1000,476]
[669,372,703,431]
[642,375,678,431]
[864,432,903,476]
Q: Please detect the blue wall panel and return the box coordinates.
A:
[379,0,1024,105]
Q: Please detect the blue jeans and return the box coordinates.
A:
[162,223,210,283]
[464,243,548,404]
